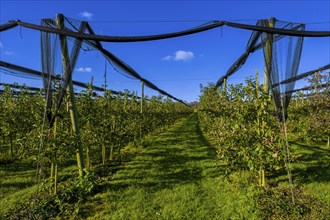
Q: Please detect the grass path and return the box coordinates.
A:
[84,113,259,219]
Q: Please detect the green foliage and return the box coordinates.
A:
[0,84,191,166]
[2,74,328,219]
[288,95,330,144]
[0,83,191,218]
[0,86,44,158]
[287,74,330,143]
[1,110,329,219]
[256,186,330,220]
[198,78,283,183]
[4,171,101,219]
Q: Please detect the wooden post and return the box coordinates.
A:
[53,118,58,194]
[123,94,127,112]
[140,81,144,139]
[223,77,227,95]
[9,133,13,157]
[56,14,85,176]
[313,71,319,94]
[54,152,58,194]
[140,81,144,114]
[104,58,107,91]
[264,18,275,94]
[256,69,259,92]
[85,77,94,170]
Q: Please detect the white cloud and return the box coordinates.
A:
[76,67,92,73]
[0,41,3,48]
[79,11,93,20]
[4,51,14,55]
[175,50,194,61]
[162,55,173,61]
[162,50,195,61]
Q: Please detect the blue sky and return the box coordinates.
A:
[0,0,329,102]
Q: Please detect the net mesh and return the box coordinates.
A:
[41,17,88,126]
[40,15,191,126]
[0,60,136,97]
[215,20,305,89]
[259,19,305,121]
[2,16,326,121]
[215,18,305,121]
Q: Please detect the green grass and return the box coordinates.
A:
[0,157,77,215]
[82,114,260,219]
[0,158,36,213]
[269,140,330,206]
[290,142,330,207]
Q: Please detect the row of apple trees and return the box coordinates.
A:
[198,72,329,186]
[287,73,330,144]
[0,84,192,170]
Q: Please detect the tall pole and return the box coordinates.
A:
[104,58,107,91]
[56,14,85,176]
[139,81,145,139]
[262,17,275,188]
[223,77,227,95]
[140,81,144,114]
[256,69,259,94]
[313,71,319,94]
[264,17,275,94]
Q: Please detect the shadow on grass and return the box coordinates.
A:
[0,181,35,189]
[105,113,223,192]
[290,141,330,184]
[264,141,330,188]
[271,141,330,186]
[0,156,78,198]
[0,158,35,173]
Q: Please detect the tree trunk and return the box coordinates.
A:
[9,133,13,157]
[54,152,58,195]
[259,167,266,187]
[86,145,90,170]
[109,145,114,161]
[102,143,106,165]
